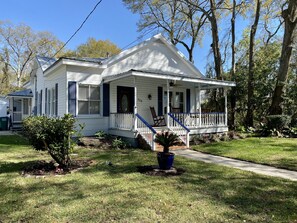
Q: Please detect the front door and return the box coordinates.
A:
[12,98,22,122]
[163,90,184,113]
[117,86,134,113]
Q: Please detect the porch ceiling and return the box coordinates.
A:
[102,69,235,89]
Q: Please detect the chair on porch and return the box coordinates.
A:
[150,107,166,127]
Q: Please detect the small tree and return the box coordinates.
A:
[155,131,180,153]
[22,114,76,168]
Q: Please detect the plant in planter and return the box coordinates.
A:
[154,131,180,170]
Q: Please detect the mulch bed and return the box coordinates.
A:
[137,165,185,177]
[21,159,92,177]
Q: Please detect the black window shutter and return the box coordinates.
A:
[68,81,77,116]
[186,89,190,113]
[34,91,38,115]
[158,87,163,116]
[103,83,110,117]
[55,83,58,116]
[45,88,47,115]
[40,90,43,115]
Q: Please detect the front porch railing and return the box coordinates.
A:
[110,113,134,130]
[136,113,156,150]
[170,112,226,128]
[168,113,190,147]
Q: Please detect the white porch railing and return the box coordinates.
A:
[168,113,190,147]
[135,114,156,150]
[170,112,226,128]
[110,113,134,130]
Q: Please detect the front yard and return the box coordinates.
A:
[192,137,297,171]
[1,135,297,222]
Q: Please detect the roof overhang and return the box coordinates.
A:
[7,89,33,98]
[102,70,236,89]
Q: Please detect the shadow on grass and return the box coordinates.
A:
[176,158,297,221]
[0,135,29,146]
[0,160,38,174]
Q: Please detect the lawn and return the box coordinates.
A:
[1,135,297,222]
[192,137,297,171]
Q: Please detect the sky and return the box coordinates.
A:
[0,0,242,74]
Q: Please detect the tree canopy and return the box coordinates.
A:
[63,38,121,58]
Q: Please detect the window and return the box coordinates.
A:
[78,85,100,115]
[23,99,29,115]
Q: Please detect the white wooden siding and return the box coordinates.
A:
[66,65,105,136]
[44,66,67,116]
[102,41,201,78]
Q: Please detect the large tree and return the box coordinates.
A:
[76,38,121,58]
[245,0,261,127]
[123,0,206,63]
[0,21,64,87]
[269,0,297,115]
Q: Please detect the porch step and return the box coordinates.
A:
[11,123,22,131]
[154,144,188,152]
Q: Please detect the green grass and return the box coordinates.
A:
[1,135,297,222]
[192,137,297,171]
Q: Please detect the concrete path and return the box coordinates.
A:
[0,131,14,136]
[174,149,297,181]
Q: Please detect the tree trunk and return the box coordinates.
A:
[230,0,237,129]
[246,0,261,127]
[269,0,297,115]
[209,0,222,80]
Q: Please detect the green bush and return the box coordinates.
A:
[95,130,107,139]
[111,137,129,149]
[291,113,297,127]
[266,115,291,131]
[22,114,76,168]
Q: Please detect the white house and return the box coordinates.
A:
[7,34,235,150]
[0,96,8,117]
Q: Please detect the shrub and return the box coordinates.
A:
[266,115,291,131]
[111,137,129,149]
[22,114,76,168]
[95,130,107,139]
[291,113,297,127]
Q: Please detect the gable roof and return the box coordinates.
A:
[36,56,57,71]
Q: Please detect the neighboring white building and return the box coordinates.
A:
[0,96,8,117]
[7,34,235,149]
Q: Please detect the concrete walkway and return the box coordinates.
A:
[0,131,14,136]
[174,149,297,181]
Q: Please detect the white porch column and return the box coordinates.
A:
[166,79,170,127]
[134,77,138,131]
[224,88,228,126]
[198,86,201,127]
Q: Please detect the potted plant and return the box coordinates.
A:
[154,131,180,170]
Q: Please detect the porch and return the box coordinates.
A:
[7,89,33,130]
[108,111,228,150]
[104,69,235,150]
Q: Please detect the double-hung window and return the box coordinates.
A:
[78,85,100,115]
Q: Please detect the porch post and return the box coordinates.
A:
[224,88,228,126]
[166,79,170,127]
[198,85,201,127]
[134,77,137,131]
